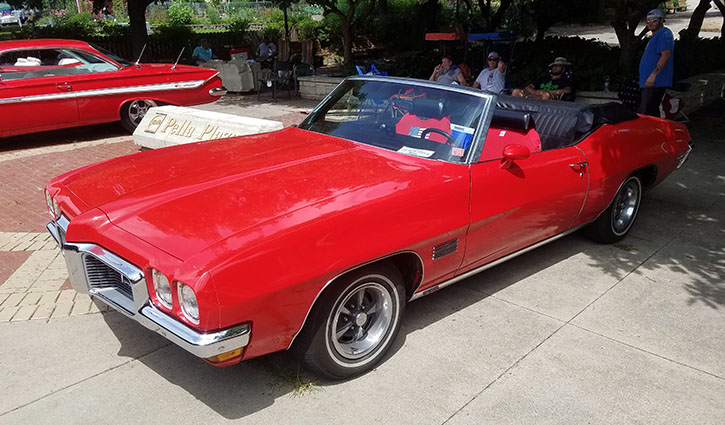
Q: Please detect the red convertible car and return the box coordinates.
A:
[45,77,692,379]
[0,39,225,137]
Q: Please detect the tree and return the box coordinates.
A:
[313,0,377,65]
[679,0,713,43]
[610,0,664,76]
[91,0,153,58]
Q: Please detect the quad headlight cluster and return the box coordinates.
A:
[151,268,199,324]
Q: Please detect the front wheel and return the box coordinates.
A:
[586,175,642,244]
[294,263,406,380]
[120,99,158,132]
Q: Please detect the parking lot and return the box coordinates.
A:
[0,96,723,424]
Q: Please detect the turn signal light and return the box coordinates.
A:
[206,348,243,363]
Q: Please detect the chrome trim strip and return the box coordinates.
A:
[46,221,60,245]
[0,80,208,105]
[345,75,499,100]
[209,86,227,96]
[286,250,424,350]
[409,224,589,301]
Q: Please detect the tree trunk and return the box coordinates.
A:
[680,0,712,42]
[342,20,354,65]
[128,0,151,59]
[488,0,513,31]
[714,0,725,38]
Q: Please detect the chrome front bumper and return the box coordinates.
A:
[47,218,250,359]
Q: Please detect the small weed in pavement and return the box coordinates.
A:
[614,242,635,252]
[271,364,321,397]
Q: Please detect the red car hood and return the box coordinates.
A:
[61,127,426,261]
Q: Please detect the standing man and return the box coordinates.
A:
[191,39,214,66]
[472,51,507,93]
[638,9,674,117]
[429,55,468,86]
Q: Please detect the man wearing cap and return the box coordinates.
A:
[638,9,674,117]
[473,51,507,93]
[512,57,573,100]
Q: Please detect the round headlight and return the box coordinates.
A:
[152,269,173,309]
[45,190,55,219]
[178,283,199,324]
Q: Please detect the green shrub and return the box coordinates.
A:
[206,6,221,25]
[146,5,169,26]
[296,16,322,41]
[168,1,194,27]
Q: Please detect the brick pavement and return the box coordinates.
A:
[0,101,308,322]
[0,133,138,321]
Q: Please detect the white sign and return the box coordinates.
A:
[133,105,284,149]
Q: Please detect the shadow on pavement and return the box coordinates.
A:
[0,123,127,154]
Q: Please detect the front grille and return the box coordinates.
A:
[83,255,133,299]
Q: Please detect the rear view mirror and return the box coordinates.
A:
[500,144,531,169]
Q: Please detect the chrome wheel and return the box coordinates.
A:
[611,177,641,235]
[126,99,157,126]
[294,263,405,379]
[329,281,394,361]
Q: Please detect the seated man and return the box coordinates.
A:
[429,55,467,86]
[512,57,573,100]
[472,51,507,93]
[256,38,276,67]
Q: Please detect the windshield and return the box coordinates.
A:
[91,44,133,67]
[298,79,491,163]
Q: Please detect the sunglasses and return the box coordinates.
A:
[488,58,499,61]
[646,18,661,23]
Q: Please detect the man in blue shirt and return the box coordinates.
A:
[638,9,674,117]
[192,39,214,66]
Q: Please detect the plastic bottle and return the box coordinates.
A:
[604,76,610,93]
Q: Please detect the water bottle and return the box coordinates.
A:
[604,76,610,93]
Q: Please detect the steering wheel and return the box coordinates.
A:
[420,128,457,146]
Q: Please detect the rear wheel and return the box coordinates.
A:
[294,263,406,380]
[586,175,642,243]
[120,99,158,132]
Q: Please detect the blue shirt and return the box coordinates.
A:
[192,46,213,65]
[639,27,674,88]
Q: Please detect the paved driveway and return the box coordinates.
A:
[0,98,723,424]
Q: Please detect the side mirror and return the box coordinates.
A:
[500,144,531,169]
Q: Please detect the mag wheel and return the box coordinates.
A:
[586,175,642,244]
[120,99,158,132]
[294,263,405,380]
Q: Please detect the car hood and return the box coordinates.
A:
[61,127,429,260]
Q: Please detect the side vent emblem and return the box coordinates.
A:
[433,239,458,260]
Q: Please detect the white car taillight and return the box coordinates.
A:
[152,269,173,309]
[178,283,199,324]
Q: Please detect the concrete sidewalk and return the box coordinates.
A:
[0,98,723,424]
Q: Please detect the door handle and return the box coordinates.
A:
[56,83,72,92]
[569,161,587,171]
